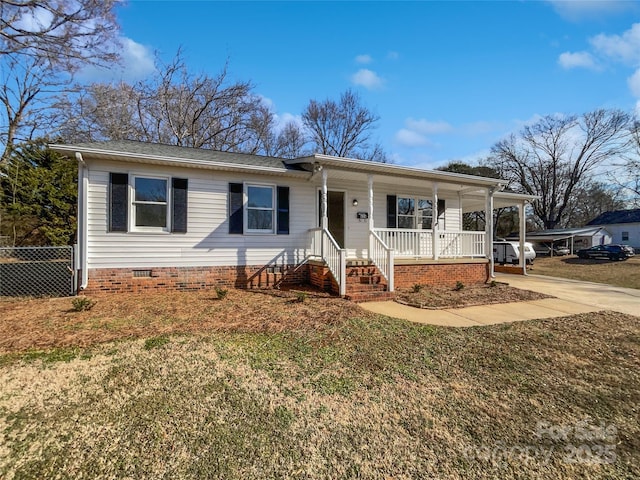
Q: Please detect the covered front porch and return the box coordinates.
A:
[292,154,536,298]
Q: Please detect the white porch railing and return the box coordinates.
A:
[373,228,485,258]
[369,230,394,292]
[438,230,485,258]
[374,228,433,257]
[309,228,346,296]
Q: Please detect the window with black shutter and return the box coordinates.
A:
[277,186,289,235]
[109,173,128,232]
[229,183,244,234]
[172,178,188,233]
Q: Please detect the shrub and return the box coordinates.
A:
[295,291,307,303]
[215,286,228,300]
[489,280,498,288]
[454,281,464,291]
[412,283,422,293]
[71,297,95,312]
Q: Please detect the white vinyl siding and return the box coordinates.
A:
[85,161,467,268]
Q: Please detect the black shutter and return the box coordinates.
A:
[109,173,128,232]
[437,199,446,218]
[387,195,397,228]
[172,178,188,233]
[277,186,290,235]
[229,183,243,234]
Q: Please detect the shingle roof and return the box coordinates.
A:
[587,209,640,226]
[66,140,303,170]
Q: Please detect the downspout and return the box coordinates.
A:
[519,200,527,276]
[75,152,88,290]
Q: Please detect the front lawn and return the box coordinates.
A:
[0,290,638,479]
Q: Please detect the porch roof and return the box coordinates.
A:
[288,154,506,190]
[289,154,537,209]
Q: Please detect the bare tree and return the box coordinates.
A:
[489,109,630,229]
[608,121,640,207]
[0,0,119,70]
[0,0,120,164]
[56,52,309,158]
[564,181,626,227]
[302,89,386,161]
[274,121,306,159]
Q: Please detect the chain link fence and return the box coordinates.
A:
[0,246,75,297]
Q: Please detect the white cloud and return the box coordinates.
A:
[77,36,156,83]
[350,68,384,90]
[590,23,640,66]
[628,68,640,97]
[394,129,432,147]
[558,51,598,70]
[355,54,372,64]
[546,0,636,21]
[405,118,453,135]
[274,112,304,132]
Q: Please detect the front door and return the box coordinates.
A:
[318,190,345,248]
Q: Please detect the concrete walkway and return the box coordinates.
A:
[359,274,640,327]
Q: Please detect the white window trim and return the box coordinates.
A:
[244,183,276,234]
[130,174,170,233]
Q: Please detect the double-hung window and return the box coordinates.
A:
[397,197,415,229]
[387,195,445,229]
[246,184,275,233]
[132,176,169,231]
[229,183,289,235]
[418,199,433,229]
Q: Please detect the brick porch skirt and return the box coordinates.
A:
[82,260,489,294]
[393,260,490,289]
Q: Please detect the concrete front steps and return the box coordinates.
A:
[344,260,395,303]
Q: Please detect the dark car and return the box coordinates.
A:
[576,244,632,261]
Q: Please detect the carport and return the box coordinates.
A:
[507,226,612,256]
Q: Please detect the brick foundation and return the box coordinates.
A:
[83,260,490,295]
[393,261,489,289]
[83,264,309,294]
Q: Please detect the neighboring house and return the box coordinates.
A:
[506,226,612,255]
[587,209,640,251]
[51,141,536,301]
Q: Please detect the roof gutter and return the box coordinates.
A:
[50,144,308,178]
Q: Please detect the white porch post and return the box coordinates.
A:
[432,182,439,260]
[321,169,328,230]
[519,200,527,275]
[486,186,495,278]
[368,174,374,231]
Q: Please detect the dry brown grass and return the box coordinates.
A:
[0,309,638,479]
[0,288,370,353]
[533,255,640,289]
[396,282,551,308]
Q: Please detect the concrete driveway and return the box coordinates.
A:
[494,273,640,317]
[359,274,639,327]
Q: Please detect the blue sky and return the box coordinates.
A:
[99,0,640,168]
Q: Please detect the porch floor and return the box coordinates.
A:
[346,257,488,265]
